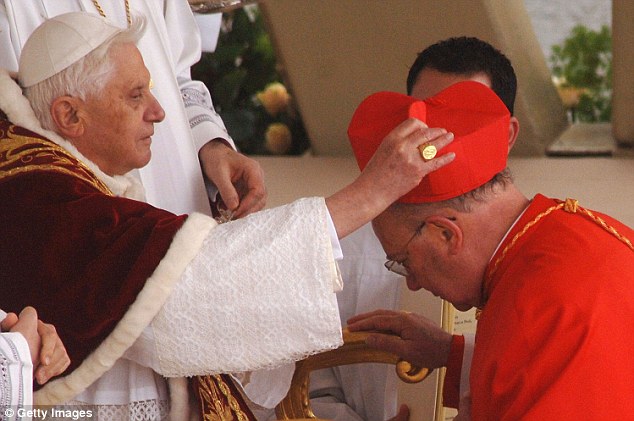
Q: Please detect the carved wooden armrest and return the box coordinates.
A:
[275,328,431,420]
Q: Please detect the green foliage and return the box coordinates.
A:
[191,6,309,155]
[550,24,612,122]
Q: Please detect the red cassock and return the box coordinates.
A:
[0,119,186,384]
[471,194,634,420]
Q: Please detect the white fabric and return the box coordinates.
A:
[311,223,402,421]
[153,197,343,377]
[0,0,232,216]
[17,12,123,87]
[253,223,402,420]
[193,13,222,54]
[460,332,475,405]
[1,7,346,416]
[0,332,33,417]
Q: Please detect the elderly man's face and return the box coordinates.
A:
[79,43,164,175]
[372,207,483,311]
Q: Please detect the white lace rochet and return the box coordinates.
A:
[152,197,344,377]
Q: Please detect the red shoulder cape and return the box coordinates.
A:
[471,194,634,420]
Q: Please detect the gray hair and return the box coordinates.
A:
[392,168,514,215]
[25,15,146,131]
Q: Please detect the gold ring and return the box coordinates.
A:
[418,143,437,161]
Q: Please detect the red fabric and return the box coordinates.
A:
[442,334,465,409]
[0,120,187,387]
[347,81,510,203]
[471,194,634,420]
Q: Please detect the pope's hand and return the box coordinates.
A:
[358,118,454,209]
[325,119,454,239]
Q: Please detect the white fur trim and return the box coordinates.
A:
[34,213,217,405]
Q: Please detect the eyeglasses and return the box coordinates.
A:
[384,259,409,276]
[383,217,456,277]
[383,225,423,277]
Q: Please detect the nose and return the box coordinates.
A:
[146,93,165,123]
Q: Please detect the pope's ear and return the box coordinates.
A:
[424,215,463,254]
[50,96,84,139]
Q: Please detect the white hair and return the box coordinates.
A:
[25,15,146,131]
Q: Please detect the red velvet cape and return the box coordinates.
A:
[0,119,187,386]
[471,194,634,420]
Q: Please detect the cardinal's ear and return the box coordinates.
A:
[424,215,463,255]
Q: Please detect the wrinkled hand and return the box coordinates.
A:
[357,118,455,210]
[387,404,410,421]
[347,309,452,370]
[2,307,70,384]
[325,119,455,238]
[199,140,266,219]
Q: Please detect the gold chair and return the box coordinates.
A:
[275,328,431,420]
[194,328,430,420]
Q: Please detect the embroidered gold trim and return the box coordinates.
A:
[477,197,633,319]
[0,124,113,196]
[197,375,249,421]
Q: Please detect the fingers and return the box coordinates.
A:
[35,321,70,384]
[233,187,266,218]
[10,307,40,367]
[365,331,411,357]
[231,162,267,218]
[215,177,241,212]
[1,312,18,331]
[37,321,57,366]
[347,309,401,325]
[402,118,455,162]
[17,306,38,325]
[347,311,409,335]
[200,141,267,218]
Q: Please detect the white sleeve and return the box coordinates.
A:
[149,197,343,377]
[164,1,235,152]
[326,209,343,260]
[460,332,475,400]
[0,332,33,410]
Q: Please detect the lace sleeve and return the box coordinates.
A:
[152,197,343,377]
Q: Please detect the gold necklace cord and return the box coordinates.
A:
[91,0,131,26]
[476,198,633,319]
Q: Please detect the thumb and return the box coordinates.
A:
[17,306,38,329]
